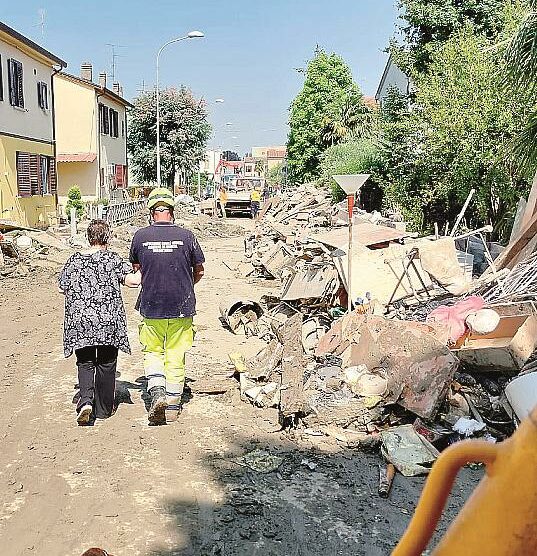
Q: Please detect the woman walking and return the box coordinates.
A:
[59,219,140,425]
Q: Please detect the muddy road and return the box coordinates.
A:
[0,223,482,555]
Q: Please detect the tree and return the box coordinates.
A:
[222,150,240,161]
[321,95,375,148]
[394,0,506,73]
[267,162,287,188]
[128,87,211,188]
[318,139,384,205]
[66,186,85,222]
[380,26,531,238]
[287,48,367,184]
[504,0,537,174]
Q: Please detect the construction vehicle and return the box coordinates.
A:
[200,176,266,216]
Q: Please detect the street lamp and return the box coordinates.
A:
[156,30,204,187]
[331,174,370,314]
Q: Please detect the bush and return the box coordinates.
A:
[318,139,384,205]
[66,186,85,222]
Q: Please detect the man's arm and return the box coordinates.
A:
[193,263,204,285]
[132,263,141,272]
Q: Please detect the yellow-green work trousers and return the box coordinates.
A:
[139,317,195,410]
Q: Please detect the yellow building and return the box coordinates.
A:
[54,66,133,212]
[0,21,66,228]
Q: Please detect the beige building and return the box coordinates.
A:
[0,21,66,228]
[54,64,132,210]
[250,145,287,173]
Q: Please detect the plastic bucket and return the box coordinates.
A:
[505,372,537,421]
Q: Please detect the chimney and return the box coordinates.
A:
[80,62,93,82]
[112,82,121,96]
[98,72,107,88]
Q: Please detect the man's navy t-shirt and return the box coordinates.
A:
[129,223,205,319]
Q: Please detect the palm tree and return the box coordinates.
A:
[504,0,537,174]
[321,95,374,148]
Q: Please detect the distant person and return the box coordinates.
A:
[129,188,205,425]
[250,187,261,219]
[218,186,228,218]
[59,219,140,426]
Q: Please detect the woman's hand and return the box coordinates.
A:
[124,270,141,288]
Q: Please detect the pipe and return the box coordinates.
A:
[450,188,476,237]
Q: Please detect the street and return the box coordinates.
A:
[0,221,480,556]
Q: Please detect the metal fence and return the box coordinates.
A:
[103,200,146,225]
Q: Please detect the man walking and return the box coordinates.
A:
[129,188,205,425]
[250,186,261,219]
[218,185,228,218]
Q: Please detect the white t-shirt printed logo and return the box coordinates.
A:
[142,240,184,253]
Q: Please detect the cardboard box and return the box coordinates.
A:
[456,309,537,372]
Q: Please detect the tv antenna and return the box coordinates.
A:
[34,9,46,37]
[106,43,127,82]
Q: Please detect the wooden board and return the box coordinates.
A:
[494,209,537,270]
[279,313,305,418]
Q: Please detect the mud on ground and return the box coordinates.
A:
[0,224,482,556]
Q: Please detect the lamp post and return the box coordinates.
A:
[331,174,370,314]
[156,30,204,188]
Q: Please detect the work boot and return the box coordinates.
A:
[165,404,183,424]
[77,404,93,426]
[148,386,167,426]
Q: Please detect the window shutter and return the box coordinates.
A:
[16,152,31,197]
[49,157,57,194]
[105,106,110,135]
[0,54,3,102]
[123,165,128,188]
[8,59,15,106]
[115,164,124,188]
[8,59,24,108]
[16,61,24,108]
[43,83,48,109]
[37,82,42,108]
[30,154,40,195]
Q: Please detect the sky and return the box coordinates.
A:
[2,0,399,155]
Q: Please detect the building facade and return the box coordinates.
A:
[54,65,132,211]
[251,145,287,175]
[0,22,66,228]
[375,54,412,106]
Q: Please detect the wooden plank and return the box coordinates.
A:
[509,197,527,244]
[520,170,537,232]
[279,313,305,418]
[494,209,537,270]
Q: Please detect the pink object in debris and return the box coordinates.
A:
[426,296,485,344]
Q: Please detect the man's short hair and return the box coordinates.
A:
[86,219,111,246]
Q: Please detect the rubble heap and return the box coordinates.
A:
[210,184,537,492]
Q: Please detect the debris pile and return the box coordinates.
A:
[213,184,537,492]
[0,223,70,278]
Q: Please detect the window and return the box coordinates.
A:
[40,156,49,194]
[37,81,48,109]
[99,103,109,135]
[110,108,119,138]
[16,152,56,197]
[8,58,24,108]
[0,55,3,102]
[115,164,127,188]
